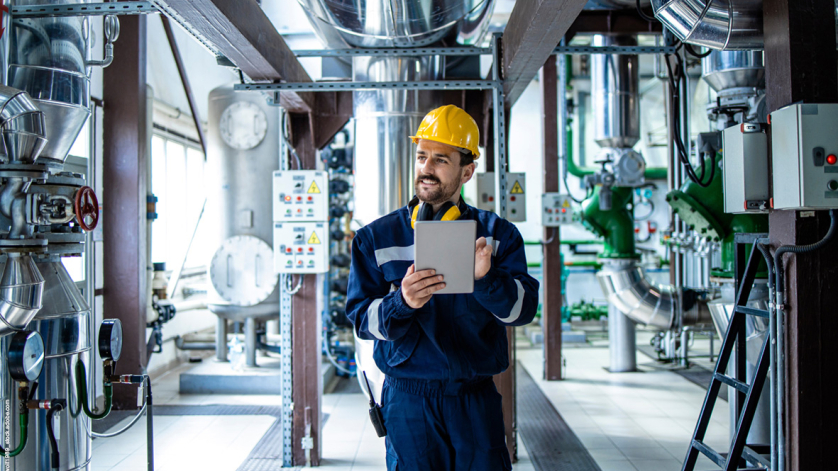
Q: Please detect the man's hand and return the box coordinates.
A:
[401,264,446,309]
[475,237,492,280]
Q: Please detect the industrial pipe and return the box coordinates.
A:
[580,186,636,259]
[651,0,764,50]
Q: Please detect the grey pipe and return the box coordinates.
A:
[651,0,763,50]
[592,35,640,149]
[175,335,215,351]
[245,317,257,367]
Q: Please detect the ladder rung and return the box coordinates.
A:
[693,440,726,468]
[742,446,771,468]
[735,306,769,318]
[714,373,750,394]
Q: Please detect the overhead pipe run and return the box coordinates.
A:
[650,0,764,50]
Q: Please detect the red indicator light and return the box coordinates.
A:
[828,154,837,165]
[298,261,303,265]
[488,196,494,202]
[297,196,302,201]
[284,196,291,202]
[297,248,303,252]
[309,248,313,252]
[510,196,516,202]
[561,208,566,213]
[307,196,313,201]
[286,248,291,253]
[297,209,302,213]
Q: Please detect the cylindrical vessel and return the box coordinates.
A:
[701,50,764,93]
[1,260,92,471]
[592,35,639,149]
[608,304,636,372]
[205,85,279,320]
[351,56,443,225]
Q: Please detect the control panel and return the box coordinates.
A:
[771,103,838,210]
[476,172,526,222]
[722,123,769,213]
[274,222,329,273]
[273,170,329,221]
[542,193,575,226]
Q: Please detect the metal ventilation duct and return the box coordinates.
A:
[701,50,764,92]
[296,0,495,47]
[592,35,640,149]
[651,0,763,50]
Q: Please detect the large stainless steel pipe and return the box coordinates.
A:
[609,304,637,372]
[592,35,640,149]
[651,0,764,50]
[701,50,764,92]
[352,56,442,225]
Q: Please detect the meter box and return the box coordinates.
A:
[722,123,769,213]
[476,172,526,222]
[771,103,838,210]
[274,222,329,273]
[542,193,575,226]
[273,170,329,221]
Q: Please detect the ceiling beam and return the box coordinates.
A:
[156,0,314,113]
[502,0,588,107]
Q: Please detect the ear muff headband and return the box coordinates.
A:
[410,201,462,228]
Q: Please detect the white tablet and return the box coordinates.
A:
[414,220,477,294]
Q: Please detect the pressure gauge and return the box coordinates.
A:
[219,101,268,150]
[8,331,44,382]
[99,319,123,361]
[209,235,278,306]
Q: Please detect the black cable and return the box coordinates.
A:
[774,210,838,305]
[685,43,712,58]
[562,171,587,204]
[636,0,656,22]
[46,403,64,470]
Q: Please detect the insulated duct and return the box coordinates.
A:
[592,35,640,149]
[0,254,44,337]
[651,0,763,50]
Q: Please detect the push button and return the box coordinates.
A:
[828,180,838,191]
[814,147,826,167]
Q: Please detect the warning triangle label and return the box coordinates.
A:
[510,181,524,194]
[307,181,321,194]
[562,200,571,208]
[307,232,321,245]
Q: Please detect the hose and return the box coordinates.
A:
[0,413,28,457]
[46,404,63,469]
[84,376,150,439]
[75,360,113,419]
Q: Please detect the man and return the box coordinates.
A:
[346,104,538,471]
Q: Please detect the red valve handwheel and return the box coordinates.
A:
[74,186,99,232]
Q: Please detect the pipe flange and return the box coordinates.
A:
[45,173,86,187]
[0,238,48,253]
[0,167,49,179]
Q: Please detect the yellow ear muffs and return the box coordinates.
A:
[411,201,462,228]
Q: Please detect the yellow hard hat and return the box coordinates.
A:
[409,105,481,159]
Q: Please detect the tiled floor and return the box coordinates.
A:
[91,337,729,471]
[517,341,731,471]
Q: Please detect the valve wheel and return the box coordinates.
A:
[74,186,99,231]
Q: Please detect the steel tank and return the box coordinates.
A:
[351,56,443,225]
[205,85,280,349]
[592,34,640,149]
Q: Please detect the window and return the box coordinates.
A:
[151,134,207,272]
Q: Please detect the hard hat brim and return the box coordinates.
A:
[409,136,481,159]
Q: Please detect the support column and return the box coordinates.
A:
[608,306,636,372]
[102,15,148,410]
[540,55,563,381]
[289,114,322,466]
[763,1,838,469]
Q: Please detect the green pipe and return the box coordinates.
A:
[75,361,113,420]
[0,413,29,457]
[580,186,637,259]
[524,239,603,246]
[565,260,602,268]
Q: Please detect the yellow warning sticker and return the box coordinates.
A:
[307,232,321,245]
[510,181,524,194]
[562,199,571,208]
[307,181,321,194]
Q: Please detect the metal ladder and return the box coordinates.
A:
[682,233,772,471]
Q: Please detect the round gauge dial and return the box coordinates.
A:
[9,331,45,382]
[210,235,278,306]
[99,319,123,361]
[219,101,268,150]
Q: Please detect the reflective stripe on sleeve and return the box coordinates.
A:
[367,299,387,340]
[494,279,524,323]
[374,245,414,267]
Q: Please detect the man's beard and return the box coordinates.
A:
[415,173,460,205]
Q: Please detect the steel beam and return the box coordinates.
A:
[763,1,838,470]
[154,0,314,112]
[566,9,663,38]
[540,56,562,381]
[11,1,156,17]
[502,0,588,107]
[161,15,207,156]
[103,14,148,410]
[235,80,499,92]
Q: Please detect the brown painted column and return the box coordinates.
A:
[540,55,563,381]
[289,113,322,466]
[102,15,148,410]
[763,1,838,469]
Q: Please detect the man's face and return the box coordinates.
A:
[414,139,475,205]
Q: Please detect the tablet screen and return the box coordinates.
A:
[413,220,477,294]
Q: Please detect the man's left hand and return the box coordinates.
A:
[475,237,492,280]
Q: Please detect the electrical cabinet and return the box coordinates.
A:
[542,193,575,226]
[476,172,526,222]
[722,123,769,213]
[771,103,838,210]
[274,222,330,273]
[273,170,330,221]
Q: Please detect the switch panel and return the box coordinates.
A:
[273,170,329,221]
[722,123,769,213]
[476,172,526,222]
[771,103,838,209]
[542,193,575,226]
[274,222,329,273]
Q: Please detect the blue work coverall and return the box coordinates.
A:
[346,203,539,471]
